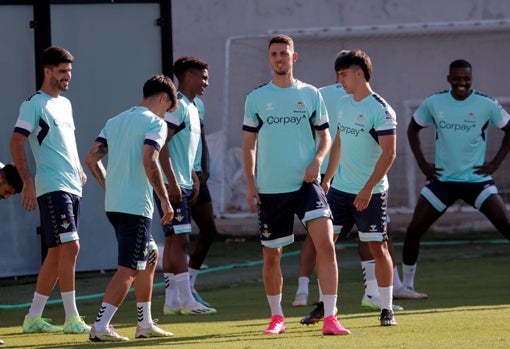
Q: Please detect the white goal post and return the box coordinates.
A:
[219,19,510,215]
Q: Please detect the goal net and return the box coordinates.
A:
[220,20,510,215]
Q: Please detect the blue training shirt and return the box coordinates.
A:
[164,92,201,189]
[243,80,329,194]
[319,83,347,174]
[413,89,510,182]
[96,106,167,218]
[13,91,83,197]
[193,97,205,172]
[331,93,397,194]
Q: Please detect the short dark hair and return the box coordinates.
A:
[142,74,178,112]
[334,49,372,81]
[449,59,472,71]
[334,50,350,72]
[173,56,209,81]
[1,163,23,193]
[42,46,74,67]
[268,34,294,50]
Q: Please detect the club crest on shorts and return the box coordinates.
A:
[60,216,70,230]
[261,224,271,238]
[315,200,325,208]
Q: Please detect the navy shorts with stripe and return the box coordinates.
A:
[154,187,193,236]
[421,179,498,212]
[327,188,389,242]
[37,191,80,248]
[258,181,332,248]
[106,211,153,270]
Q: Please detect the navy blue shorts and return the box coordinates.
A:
[155,187,193,236]
[106,211,154,270]
[193,180,212,206]
[258,181,332,248]
[421,179,498,211]
[327,188,389,242]
[37,191,80,248]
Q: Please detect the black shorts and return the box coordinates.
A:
[194,180,212,206]
[327,188,389,242]
[37,191,80,248]
[421,179,498,211]
[106,212,154,270]
[154,187,193,236]
[258,181,332,248]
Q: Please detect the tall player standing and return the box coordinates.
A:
[294,52,404,326]
[157,56,217,316]
[10,46,90,335]
[401,59,510,296]
[86,74,177,342]
[242,34,350,336]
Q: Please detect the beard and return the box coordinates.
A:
[51,77,69,92]
[273,67,290,76]
[58,80,70,91]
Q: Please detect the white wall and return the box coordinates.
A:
[0,3,163,277]
[171,0,510,134]
[1,0,510,277]
[171,0,510,212]
[0,5,42,277]
[50,3,163,272]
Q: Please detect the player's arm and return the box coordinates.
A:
[355,133,396,211]
[304,128,330,183]
[79,164,87,186]
[474,125,510,176]
[188,170,200,205]
[85,141,108,190]
[199,125,210,184]
[322,130,340,194]
[144,144,173,224]
[9,132,36,211]
[159,128,182,205]
[407,118,441,180]
[242,131,260,211]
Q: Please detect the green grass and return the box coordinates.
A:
[0,239,509,348]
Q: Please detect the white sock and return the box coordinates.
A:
[322,294,337,318]
[402,263,417,289]
[61,290,79,320]
[393,265,404,289]
[164,273,180,308]
[188,267,199,291]
[266,294,283,316]
[27,292,48,318]
[175,272,194,306]
[137,301,153,328]
[296,276,310,295]
[379,286,393,311]
[361,260,379,299]
[317,279,324,302]
[93,302,117,331]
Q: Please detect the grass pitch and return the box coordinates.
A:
[0,236,508,348]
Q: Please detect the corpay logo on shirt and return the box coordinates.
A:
[438,120,476,133]
[267,114,307,125]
